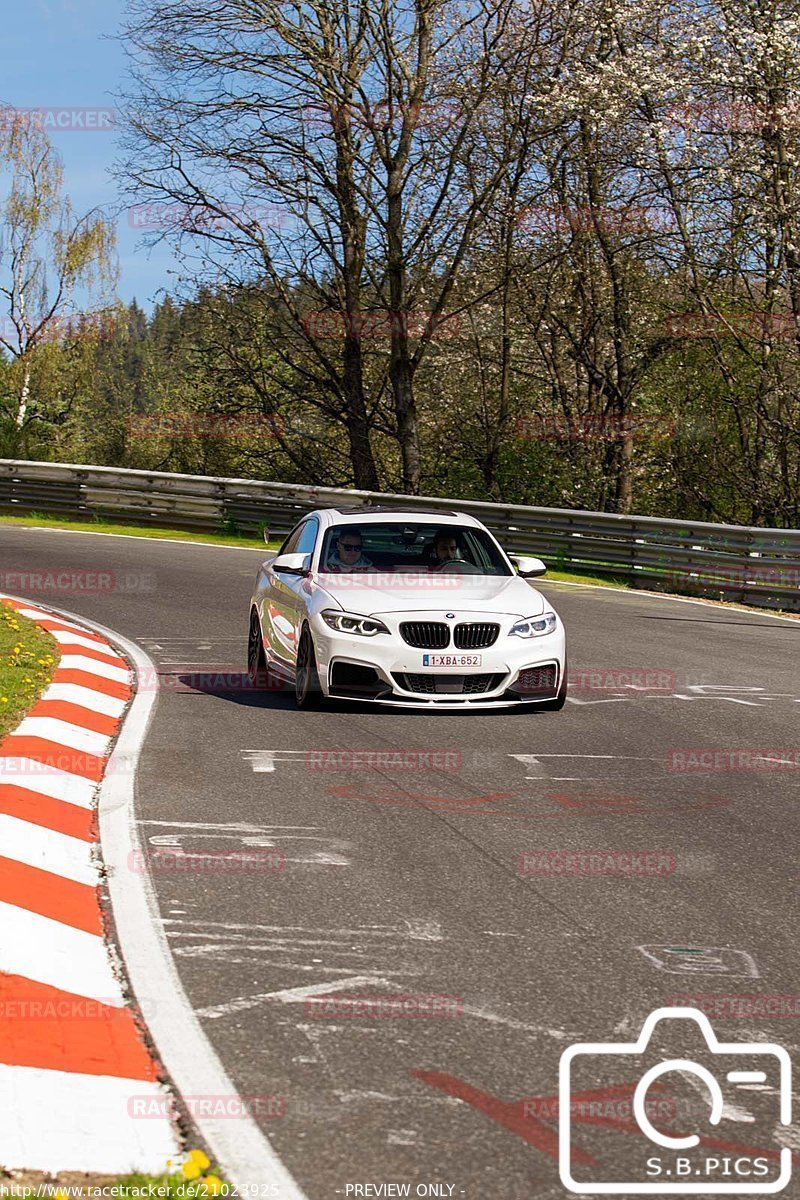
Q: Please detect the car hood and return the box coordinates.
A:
[312,572,546,618]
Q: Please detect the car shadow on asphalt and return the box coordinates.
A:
[172,671,555,717]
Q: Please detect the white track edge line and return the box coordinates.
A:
[3,594,308,1199]
[13,526,266,551]
[543,578,800,624]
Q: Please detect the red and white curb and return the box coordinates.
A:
[0,594,179,1174]
[0,593,307,1198]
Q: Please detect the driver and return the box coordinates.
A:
[429,530,461,567]
[325,529,373,573]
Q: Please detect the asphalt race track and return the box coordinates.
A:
[3,523,800,1198]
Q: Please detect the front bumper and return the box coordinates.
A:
[310,612,565,709]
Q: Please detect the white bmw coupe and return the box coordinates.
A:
[248,507,567,710]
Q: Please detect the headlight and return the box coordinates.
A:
[509,612,558,638]
[321,610,389,637]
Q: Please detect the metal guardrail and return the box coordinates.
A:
[1,458,799,611]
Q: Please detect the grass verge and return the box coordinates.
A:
[0,601,59,740]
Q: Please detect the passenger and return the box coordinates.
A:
[325,529,373,573]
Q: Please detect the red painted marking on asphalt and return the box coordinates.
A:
[0,738,106,781]
[28,699,119,738]
[412,1070,595,1164]
[0,974,157,1080]
[416,1073,798,1168]
[0,857,102,935]
[0,785,96,841]
[329,787,519,810]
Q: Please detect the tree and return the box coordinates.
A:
[0,108,117,442]
[119,0,546,491]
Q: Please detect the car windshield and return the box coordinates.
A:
[318,522,513,576]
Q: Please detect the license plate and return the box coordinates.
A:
[422,653,482,668]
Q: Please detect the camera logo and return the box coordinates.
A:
[559,1007,792,1194]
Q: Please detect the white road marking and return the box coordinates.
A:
[41,682,127,718]
[680,1068,754,1123]
[509,753,657,779]
[13,716,110,757]
[0,815,98,885]
[198,975,401,1019]
[0,901,124,1003]
[163,919,442,940]
[637,945,760,978]
[0,1066,176,1173]
[0,759,97,808]
[57,654,130,683]
[197,975,569,1039]
[241,750,285,772]
[81,604,307,1197]
[139,820,320,831]
[15,526,267,551]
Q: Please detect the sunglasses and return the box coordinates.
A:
[340,541,362,551]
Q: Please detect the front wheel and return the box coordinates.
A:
[295,626,323,709]
[538,658,568,711]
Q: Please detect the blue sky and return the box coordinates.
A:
[2,0,179,312]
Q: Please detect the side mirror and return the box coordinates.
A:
[510,554,547,578]
[271,552,311,576]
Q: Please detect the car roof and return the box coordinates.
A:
[315,507,481,527]
[330,505,462,517]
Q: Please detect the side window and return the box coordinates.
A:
[295,518,319,558]
[279,522,306,555]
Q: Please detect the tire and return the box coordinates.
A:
[538,658,568,711]
[247,609,268,689]
[295,625,323,709]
